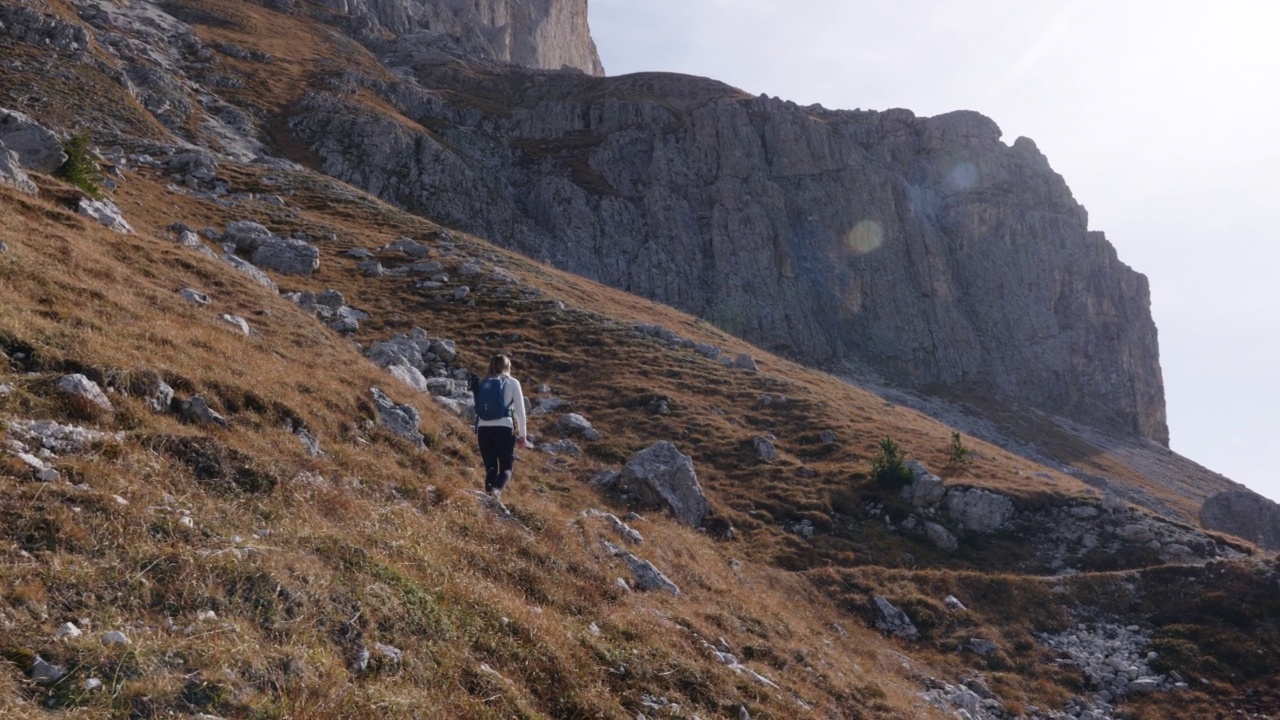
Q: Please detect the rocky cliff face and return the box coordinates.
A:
[288,58,1169,444]
[304,0,603,75]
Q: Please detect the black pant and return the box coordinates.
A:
[477,426,517,492]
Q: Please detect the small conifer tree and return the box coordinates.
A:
[57,134,102,199]
[871,436,913,489]
[948,431,974,465]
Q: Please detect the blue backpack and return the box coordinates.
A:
[474,376,512,421]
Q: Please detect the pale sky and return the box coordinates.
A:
[589,0,1280,501]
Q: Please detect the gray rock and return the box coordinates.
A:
[621,441,709,527]
[583,508,643,544]
[78,198,134,233]
[359,259,385,277]
[924,521,958,552]
[819,430,838,444]
[58,373,114,412]
[965,638,998,656]
[0,107,66,172]
[179,288,210,305]
[388,362,430,393]
[219,314,251,335]
[297,427,322,457]
[530,396,567,416]
[290,74,1166,446]
[316,289,345,309]
[872,596,919,639]
[385,236,433,258]
[101,630,131,645]
[733,353,758,371]
[29,655,67,684]
[344,247,373,259]
[221,252,278,291]
[370,387,424,448]
[944,595,967,611]
[223,220,274,252]
[251,237,320,275]
[604,541,679,595]
[753,435,777,462]
[901,460,946,506]
[180,395,229,427]
[541,438,582,458]
[367,333,427,369]
[557,412,593,435]
[428,338,457,362]
[945,488,1015,533]
[0,143,37,194]
[1200,489,1280,550]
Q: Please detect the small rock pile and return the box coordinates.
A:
[1039,622,1183,703]
[281,288,367,333]
[364,327,476,419]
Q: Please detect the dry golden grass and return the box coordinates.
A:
[0,2,1274,712]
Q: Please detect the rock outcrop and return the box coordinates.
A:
[1199,489,1280,550]
[305,0,602,75]
[289,61,1168,444]
[620,441,708,527]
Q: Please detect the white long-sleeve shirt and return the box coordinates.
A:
[475,374,528,438]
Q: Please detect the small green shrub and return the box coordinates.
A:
[870,436,912,489]
[57,134,103,199]
[948,431,974,465]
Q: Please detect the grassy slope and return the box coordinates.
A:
[0,0,1278,716]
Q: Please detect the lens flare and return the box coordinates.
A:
[844,220,885,256]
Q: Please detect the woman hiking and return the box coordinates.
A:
[473,353,530,499]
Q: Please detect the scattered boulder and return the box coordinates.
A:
[180,395,229,428]
[924,521,959,552]
[529,396,568,416]
[945,488,1015,533]
[370,387,424,448]
[901,460,946,507]
[733,353,758,371]
[604,541,679,595]
[78,198,133,233]
[872,596,919,639]
[753,435,777,462]
[54,622,82,639]
[0,143,37,194]
[0,107,66,172]
[58,373,114,412]
[179,288,210,305]
[1199,489,1280,551]
[944,595,968,612]
[223,220,274,252]
[101,630,131,645]
[29,655,67,684]
[540,438,582,458]
[221,252,278,291]
[557,412,594,436]
[965,638,999,656]
[219,314,250,335]
[620,441,709,527]
[583,508,643,544]
[251,236,320,275]
[388,361,430,394]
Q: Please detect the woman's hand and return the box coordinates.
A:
[519,435,533,449]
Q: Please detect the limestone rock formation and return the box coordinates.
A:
[0,144,37,194]
[1199,489,1280,550]
[303,0,602,75]
[289,61,1168,444]
[0,107,65,172]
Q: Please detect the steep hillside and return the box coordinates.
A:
[2,1,1280,718]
